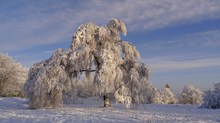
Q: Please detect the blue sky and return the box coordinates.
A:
[1,0,220,92]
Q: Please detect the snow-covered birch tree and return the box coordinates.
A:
[24,19,151,109]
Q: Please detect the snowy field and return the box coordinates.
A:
[0,97,220,123]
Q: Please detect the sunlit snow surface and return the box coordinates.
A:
[0,97,219,123]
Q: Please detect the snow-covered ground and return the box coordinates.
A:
[0,97,219,123]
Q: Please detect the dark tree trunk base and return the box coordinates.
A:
[103,95,110,107]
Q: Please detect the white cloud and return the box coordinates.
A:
[90,0,220,30]
[143,57,220,73]
[69,0,220,31]
[0,0,220,52]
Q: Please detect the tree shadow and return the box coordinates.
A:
[0,97,30,110]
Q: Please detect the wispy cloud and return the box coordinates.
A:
[137,29,220,58]
[67,0,220,31]
[0,0,220,52]
[139,29,220,73]
[188,30,220,47]
[143,57,220,73]
[163,30,220,48]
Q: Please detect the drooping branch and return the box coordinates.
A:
[24,19,153,109]
[80,69,96,72]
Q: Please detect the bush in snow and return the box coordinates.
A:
[202,83,220,109]
[161,84,177,104]
[139,82,162,104]
[24,19,151,109]
[179,85,203,105]
[114,85,132,109]
[0,54,27,97]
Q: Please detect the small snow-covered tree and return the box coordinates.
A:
[0,54,27,97]
[140,82,162,104]
[161,84,177,104]
[24,19,151,109]
[202,83,220,109]
[179,85,203,105]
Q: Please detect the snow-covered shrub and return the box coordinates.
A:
[114,85,132,109]
[140,82,162,104]
[202,83,220,109]
[24,19,152,109]
[0,54,27,97]
[161,84,177,104]
[179,85,203,105]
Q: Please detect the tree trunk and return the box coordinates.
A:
[103,95,110,107]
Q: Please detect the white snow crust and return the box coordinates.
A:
[0,97,219,123]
